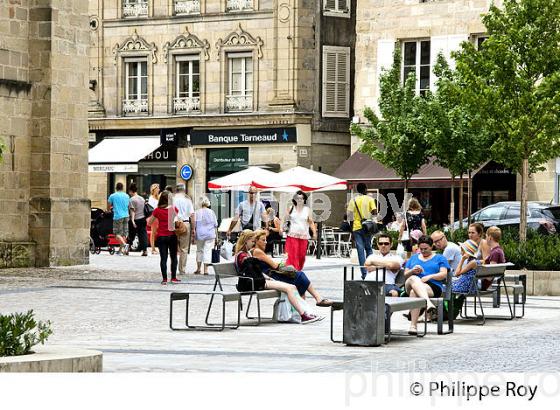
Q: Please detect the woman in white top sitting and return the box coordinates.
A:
[283,190,317,271]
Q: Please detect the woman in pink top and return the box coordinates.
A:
[283,191,317,271]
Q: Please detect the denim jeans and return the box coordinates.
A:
[156,235,178,280]
[353,229,373,278]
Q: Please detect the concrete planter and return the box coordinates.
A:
[0,346,102,372]
[506,269,560,296]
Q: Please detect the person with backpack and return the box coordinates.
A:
[346,183,377,278]
[234,230,322,324]
[227,186,268,235]
[147,191,179,285]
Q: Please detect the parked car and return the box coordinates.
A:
[449,201,560,234]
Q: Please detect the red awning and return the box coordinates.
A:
[333,151,454,189]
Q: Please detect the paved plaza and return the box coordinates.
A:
[1,252,559,373]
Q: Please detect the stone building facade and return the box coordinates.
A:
[0,0,90,268]
[87,0,355,222]
[351,0,559,209]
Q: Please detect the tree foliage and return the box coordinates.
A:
[453,0,560,240]
[427,53,490,178]
[351,46,429,191]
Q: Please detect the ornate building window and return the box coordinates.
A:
[216,24,263,113]
[164,27,209,114]
[113,30,157,116]
[226,0,253,12]
[122,0,148,18]
[227,53,253,112]
[175,56,200,113]
[174,0,200,15]
[124,59,148,114]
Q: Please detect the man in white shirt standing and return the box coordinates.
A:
[364,233,404,296]
[174,183,195,275]
[431,230,462,274]
[227,186,268,234]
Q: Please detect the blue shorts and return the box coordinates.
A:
[270,270,310,297]
[384,284,401,296]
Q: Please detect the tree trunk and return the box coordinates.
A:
[459,175,464,229]
[467,169,473,226]
[520,158,529,242]
[449,175,455,233]
[403,178,409,212]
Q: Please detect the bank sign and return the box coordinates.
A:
[190,127,297,145]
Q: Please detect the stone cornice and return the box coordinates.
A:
[112,29,158,64]
[88,112,314,130]
[215,23,263,60]
[163,26,210,63]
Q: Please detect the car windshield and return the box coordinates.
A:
[542,207,560,220]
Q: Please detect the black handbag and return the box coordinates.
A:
[144,202,154,218]
[354,198,378,236]
[235,256,266,292]
[211,245,221,264]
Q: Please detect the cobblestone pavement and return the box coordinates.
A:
[1,252,559,372]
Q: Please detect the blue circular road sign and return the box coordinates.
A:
[180,164,193,181]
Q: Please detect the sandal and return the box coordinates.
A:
[316,299,333,307]
[408,325,418,335]
[193,270,201,275]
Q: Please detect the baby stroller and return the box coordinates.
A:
[90,210,122,254]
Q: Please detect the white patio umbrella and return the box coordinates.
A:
[266,166,347,192]
[207,166,278,191]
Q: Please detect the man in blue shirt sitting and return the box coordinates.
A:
[108,182,131,255]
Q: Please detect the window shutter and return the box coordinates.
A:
[376,39,395,102]
[325,0,336,10]
[337,0,348,12]
[430,35,468,90]
[322,46,350,117]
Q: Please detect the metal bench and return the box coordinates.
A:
[169,291,241,331]
[344,264,454,335]
[330,266,427,344]
[488,274,527,318]
[458,262,515,325]
[207,262,281,325]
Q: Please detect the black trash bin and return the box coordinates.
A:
[343,280,385,346]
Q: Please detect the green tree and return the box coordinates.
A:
[427,54,491,229]
[351,46,429,197]
[453,0,560,241]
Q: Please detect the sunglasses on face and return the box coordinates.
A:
[378,242,391,246]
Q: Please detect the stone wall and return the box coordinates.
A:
[88,172,108,209]
[516,159,556,203]
[0,0,90,268]
[353,0,491,151]
[0,0,32,245]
